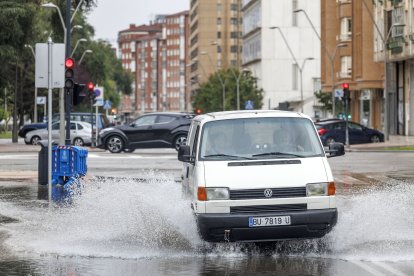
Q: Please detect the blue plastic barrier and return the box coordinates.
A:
[51,146,88,196]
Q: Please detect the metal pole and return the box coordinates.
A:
[34,87,38,123]
[299,68,303,113]
[331,58,336,117]
[90,99,95,147]
[65,0,71,146]
[47,38,53,202]
[345,97,349,147]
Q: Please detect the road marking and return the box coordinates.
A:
[349,260,387,276]
[0,154,37,159]
[372,262,408,276]
[87,153,174,159]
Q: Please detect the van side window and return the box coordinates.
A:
[192,126,200,156]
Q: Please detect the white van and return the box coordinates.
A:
[178,110,345,242]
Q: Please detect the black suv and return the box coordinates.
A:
[98,112,194,153]
[19,112,110,140]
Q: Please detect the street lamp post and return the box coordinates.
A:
[71,38,87,57]
[200,51,226,111]
[79,49,93,65]
[298,58,314,113]
[41,1,85,145]
[293,8,348,117]
[24,44,39,123]
[270,27,313,113]
[229,68,249,110]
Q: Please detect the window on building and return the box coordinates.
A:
[230,18,238,25]
[231,3,238,11]
[340,17,352,40]
[230,45,238,53]
[340,56,352,77]
[217,17,222,25]
[217,32,221,39]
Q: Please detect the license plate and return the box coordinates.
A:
[248,216,291,227]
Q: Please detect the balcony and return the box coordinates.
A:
[337,71,351,79]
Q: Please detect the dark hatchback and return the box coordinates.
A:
[315,119,384,146]
[98,112,194,153]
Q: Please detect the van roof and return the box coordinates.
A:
[193,110,310,123]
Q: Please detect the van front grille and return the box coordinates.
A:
[229,187,306,200]
[230,204,307,214]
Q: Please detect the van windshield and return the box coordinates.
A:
[199,117,324,160]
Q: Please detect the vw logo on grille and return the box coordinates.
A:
[264,189,273,198]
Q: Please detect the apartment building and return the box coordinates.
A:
[159,11,190,112]
[372,0,414,135]
[321,0,384,130]
[118,13,189,114]
[189,0,243,103]
[242,0,321,116]
[118,23,163,116]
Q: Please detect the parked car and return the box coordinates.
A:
[315,119,384,146]
[19,112,110,139]
[178,110,343,242]
[24,121,92,146]
[98,112,194,153]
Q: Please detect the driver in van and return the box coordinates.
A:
[205,131,228,155]
[273,126,305,152]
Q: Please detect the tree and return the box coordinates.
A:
[193,68,264,113]
[314,90,342,116]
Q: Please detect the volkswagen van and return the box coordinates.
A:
[178,110,344,242]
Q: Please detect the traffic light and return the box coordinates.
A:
[195,108,202,115]
[342,83,350,102]
[87,82,96,104]
[73,83,86,106]
[65,58,75,91]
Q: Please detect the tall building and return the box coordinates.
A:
[372,0,413,135]
[189,0,243,106]
[321,0,383,130]
[118,12,190,114]
[118,24,163,117]
[242,0,321,116]
[160,11,190,112]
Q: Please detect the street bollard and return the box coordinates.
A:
[38,140,49,185]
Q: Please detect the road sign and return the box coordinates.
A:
[335,89,344,98]
[103,100,112,110]
[36,96,46,105]
[35,43,65,88]
[245,100,254,110]
[93,86,104,106]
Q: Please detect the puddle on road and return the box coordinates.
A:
[0,171,413,264]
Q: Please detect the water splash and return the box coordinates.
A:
[0,175,413,261]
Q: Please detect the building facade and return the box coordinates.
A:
[189,0,243,108]
[242,0,321,116]
[321,0,384,130]
[372,0,414,135]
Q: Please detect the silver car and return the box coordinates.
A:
[24,121,92,146]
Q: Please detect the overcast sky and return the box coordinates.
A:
[87,0,189,47]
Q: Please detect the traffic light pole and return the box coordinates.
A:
[90,98,95,147]
[65,0,72,146]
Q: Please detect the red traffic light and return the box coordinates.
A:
[195,109,202,115]
[87,82,94,91]
[65,58,74,69]
[342,83,349,89]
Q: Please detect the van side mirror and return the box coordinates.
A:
[326,142,345,158]
[178,145,195,163]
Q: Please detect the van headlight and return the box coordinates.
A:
[306,183,327,196]
[306,182,335,196]
[198,187,229,201]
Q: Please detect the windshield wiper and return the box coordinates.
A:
[203,154,253,160]
[252,152,305,158]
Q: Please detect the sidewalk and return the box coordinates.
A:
[349,135,414,151]
[0,138,103,153]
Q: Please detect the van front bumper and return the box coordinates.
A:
[196,209,337,242]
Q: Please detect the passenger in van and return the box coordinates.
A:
[272,127,305,152]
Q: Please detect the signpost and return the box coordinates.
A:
[35,40,65,201]
[245,100,254,110]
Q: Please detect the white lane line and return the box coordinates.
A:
[0,154,37,159]
[372,262,408,276]
[87,153,174,159]
[349,260,387,276]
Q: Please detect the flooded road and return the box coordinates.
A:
[0,151,414,275]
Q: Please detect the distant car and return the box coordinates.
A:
[98,112,194,153]
[24,121,92,146]
[19,112,110,139]
[315,119,384,146]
